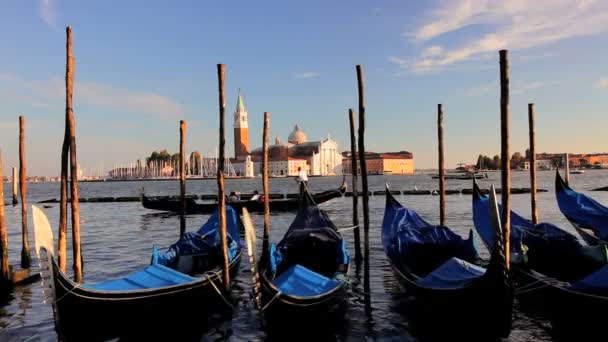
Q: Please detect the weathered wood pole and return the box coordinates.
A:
[564,153,570,185]
[12,167,18,205]
[499,50,511,269]
[66,27,82,282]
[58,27,73,273]
[356,65,371,294]
[217,64,230,290]
[437,104,446,226]
[528,104,539,225]
[348,108,362,262]
[19,116,31,269]
[0,150,10,283]
[262,112,270,257]
[179,120,187,238]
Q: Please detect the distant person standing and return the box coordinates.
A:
[295,167,308,189]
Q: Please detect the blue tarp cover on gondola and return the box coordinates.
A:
[571,264,608,291]
[82,263,196,291]
[416,257,485,289]
[556,176,608,242]
[473,187,580,253]
[272,264,340,296]
[156,205,242,267]
[383,194,478,261]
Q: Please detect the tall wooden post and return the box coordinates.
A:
[19,116,31,269]
[356,65,371,295]
[217,64,230,290]
[528,104,539,224]
[66,27,82,282]
[262,112,271,257]
[348,109,362,262]
[12,167,18,206]
[179,120,187,238]
[564,153,570,185]
[437,104,446,226]
[0,150,9,282]
[58,27,73,273]
[499,50,511,269]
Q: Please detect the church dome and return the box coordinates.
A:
[288,124,307,144]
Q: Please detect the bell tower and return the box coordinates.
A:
[233,89,249,160]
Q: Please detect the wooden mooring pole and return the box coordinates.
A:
[528,104,539,225]
[66,27,82,282]
[0,150,9,283]
[217,64,230,290]
[19,116,31,269]
[179,120,187,238]
[58,27,72,273]
[499,50,511,269]
[356,65,371,297]
[348,109,362,262]
[564,153,570,186]
[12,167,18,206]
[262,112,270,257]
[437,104,446,226]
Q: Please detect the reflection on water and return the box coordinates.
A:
[1,172,608,340]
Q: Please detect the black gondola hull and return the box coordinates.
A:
[389,261,512,340]
[142,182,346,214]
[52,252,241,341]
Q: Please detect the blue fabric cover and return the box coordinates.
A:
[557,182,608,242]
[82,263,196,291]
[416,257,485,289]
[571,264,608,290]
[382,194,478,261]
[473,190,580,253]
[156,205,241,267]
[271,264,340,296]
[270,243,283,275]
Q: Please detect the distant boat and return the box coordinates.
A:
[570,169,585,174]
[431,173,485,180]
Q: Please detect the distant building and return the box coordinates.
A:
[233,89,250,161]
[342,151,414,175]
[231,92,343,177]
[524,152,608,169]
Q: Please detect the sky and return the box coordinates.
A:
[1,0,608,176]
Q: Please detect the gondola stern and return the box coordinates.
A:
[32,205,57,305]
[556,168,569,192]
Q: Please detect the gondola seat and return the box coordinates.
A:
[82,263,196,291]
[272,264,340,296]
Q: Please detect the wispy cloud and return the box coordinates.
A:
[0,73,186,118]
[466,82,497,97]
[596,78,608,88]
[512,81,554,95]
[39,0,56,27]
[295,72,320,79]
[396,0,608,73]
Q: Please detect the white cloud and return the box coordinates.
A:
[295,72,320,79]
[596,78,608,88]
[0,73,186,118]
[40,0,56,27]
[397,0,608,72]
[512,81,553,95]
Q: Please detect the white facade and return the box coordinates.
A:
[233,91,248,129]
[307,139,342,176]
[243,155,254,178]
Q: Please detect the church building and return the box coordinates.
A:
[231,91,342,177]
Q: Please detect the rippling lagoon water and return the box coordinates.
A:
[2,170,608,341]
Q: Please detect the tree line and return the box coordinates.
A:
[145,149,203,174]
[475,149,529,170]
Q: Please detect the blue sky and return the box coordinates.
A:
[1,0,608,176]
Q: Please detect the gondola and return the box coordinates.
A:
[382,185,512,339]
[472,180,606,292]
[555,170,608,245]
[141,178,347,214]
[32,205,242,341]
[258,184,349,319]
